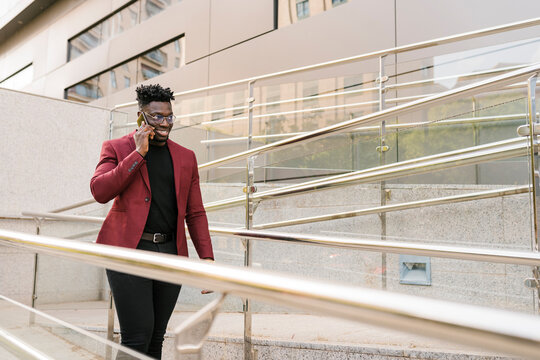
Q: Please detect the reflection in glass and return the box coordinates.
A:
[66,36,183,103]
[144,49,167,66]
[69,24,101,61]
[296,0,309,20]
[65,76,100,102]
[142,0,170,20]
[109,2,140,39]
[141,0,183,21]
[138,38,184,81]
[105,59,139,97]
[141,63,163,80]
[0,295,149,359]
[67,0,184,61]
[68,1,140,61]
[110,70,117,89]
[332,0,347,6]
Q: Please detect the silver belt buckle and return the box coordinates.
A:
[153,233,164,243]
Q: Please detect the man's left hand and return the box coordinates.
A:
[201,258,214,294]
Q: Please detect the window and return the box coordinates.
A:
[140,64,162,80]
[67,0,182,62]
[142,0,169,20]
[110,70,117,88]
[279,0,348,28]
[144,49,167,66]
[332,0,347,7]
[65,35,185,103]
[65,76,100,103]
[0,64,33,90]
[296,0,310,20]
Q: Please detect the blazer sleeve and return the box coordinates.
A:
[185,151,215,260]
[90,141,145,204]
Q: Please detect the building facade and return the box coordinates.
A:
[1,0,540,109]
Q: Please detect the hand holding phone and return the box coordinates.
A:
[134,113,155,156]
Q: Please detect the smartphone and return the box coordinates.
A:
[137,113,155,139]
[137,113,145,127]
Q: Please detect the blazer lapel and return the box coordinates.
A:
[168,140,182,196]
[128,132,151,191]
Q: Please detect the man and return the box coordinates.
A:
[90,84,214,359]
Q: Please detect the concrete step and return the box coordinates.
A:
[37,301,518,360]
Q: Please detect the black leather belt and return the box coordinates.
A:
[140,232,173,244]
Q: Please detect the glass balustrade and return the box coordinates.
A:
[0,295,147,359]
[6,18,540,360]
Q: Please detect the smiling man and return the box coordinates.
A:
[90,84,214,359]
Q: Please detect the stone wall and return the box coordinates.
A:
[0,88,112,305]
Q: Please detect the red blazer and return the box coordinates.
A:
[90,131,214,260]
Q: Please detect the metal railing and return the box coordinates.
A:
[200,112,536,145]
[18,211,539,266]
[0,294,151,360]
[8,17,540,360]
[194,63,538,172]
[112,65,532,131]
[113,17,540,110]
[3,228,540,359]
[202,136,530,211]
[0,326,53,360]
[56,22,540,215]
[18,62,540,360]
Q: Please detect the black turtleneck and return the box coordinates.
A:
[143,143,178,235]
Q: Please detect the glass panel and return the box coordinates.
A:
[109,2,140,39]
[332,0,347,7]
[138,37,184,82]
[106,58,139,96]
[244,94,534,313]
[141,0,182,21]
[65,76,101,103]
[111,106,136,139]
[68,2,141,61]
[394,35,540,104]
[296,0,310,20]
[0,295,148,359]
[67,36,183,103]
[68,23,103,61]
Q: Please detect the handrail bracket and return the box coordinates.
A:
[174,294,227,360]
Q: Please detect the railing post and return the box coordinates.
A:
[174,294,227,359]
[108,110,114,140]
[107,109,117,352]
[31,218,41,310]
[376,55,389,289]
[243,81,257,360]
[526,74,540,312]
[30,217,41,325]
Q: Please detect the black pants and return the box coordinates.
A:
[106,239,181,360]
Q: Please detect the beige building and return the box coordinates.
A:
[1,0,540,110]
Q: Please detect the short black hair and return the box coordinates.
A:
[135,84,175,109]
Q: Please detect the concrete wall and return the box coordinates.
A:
[196,182,535,314]
[0,87,111,304]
